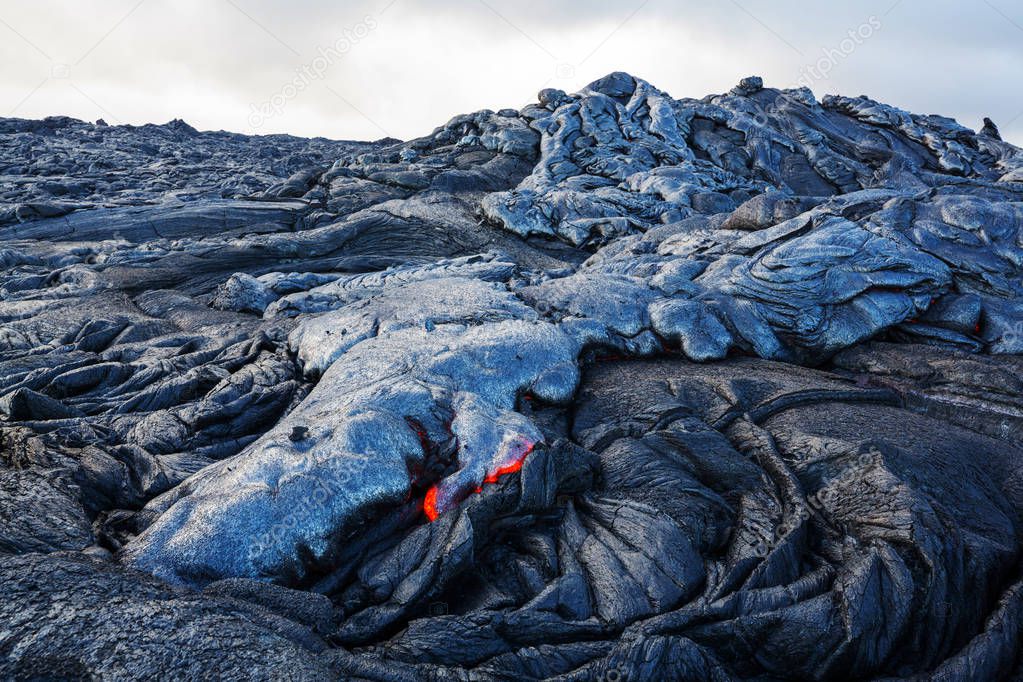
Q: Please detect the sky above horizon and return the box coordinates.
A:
[1,0,1021,145]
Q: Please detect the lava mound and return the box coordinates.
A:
[1,73,1022,680]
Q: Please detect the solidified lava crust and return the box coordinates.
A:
[2,73,1023,680]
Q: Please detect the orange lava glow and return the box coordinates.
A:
[423,443,536,522]
[483,453,528,484]
[423,486,439,521]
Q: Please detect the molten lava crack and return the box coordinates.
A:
[423,441,536,521]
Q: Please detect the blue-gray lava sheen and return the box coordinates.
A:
[2,73,1023,680]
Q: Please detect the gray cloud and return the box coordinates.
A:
[0,0,1020,144]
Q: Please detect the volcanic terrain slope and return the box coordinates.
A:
[1,73,1023,680]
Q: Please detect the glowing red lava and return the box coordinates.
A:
[423,486,439,522]
[482,453,528,484]
[423,443,535,522]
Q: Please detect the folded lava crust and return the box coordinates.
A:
[2,73,1023,681]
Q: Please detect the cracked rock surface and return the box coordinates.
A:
[2,73,1023,680]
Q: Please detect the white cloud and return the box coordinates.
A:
[0,0,1020,143]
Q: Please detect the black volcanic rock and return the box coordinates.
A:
[981,116,1003,140]
[1,74,1022,680]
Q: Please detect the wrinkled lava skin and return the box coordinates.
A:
[2,73,1023,680]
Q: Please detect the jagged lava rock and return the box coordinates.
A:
[2,73,1023,680]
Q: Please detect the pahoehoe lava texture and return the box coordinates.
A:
[2,73,1023,680]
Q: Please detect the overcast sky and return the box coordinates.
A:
[1,0,1021,144]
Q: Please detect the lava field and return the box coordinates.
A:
[1,72,1022,680]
